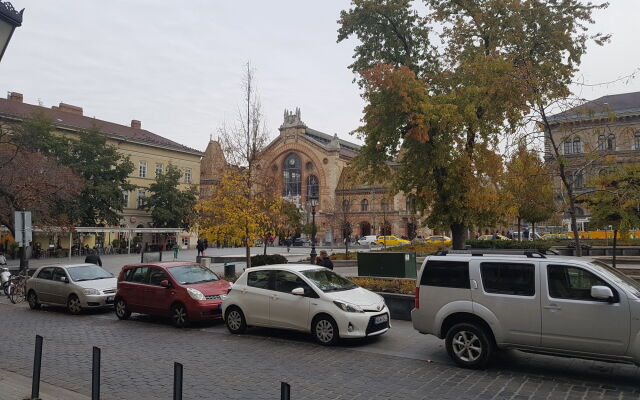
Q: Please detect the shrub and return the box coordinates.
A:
[250,254,288,267]
[465,239,552,251]
[350,276,416,295]
[330,252,357,260]
[374,242,447,255]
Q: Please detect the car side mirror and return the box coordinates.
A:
[159,279,171,288]
[60,276,68,283]
[591,285,614,302]
[291,287,305,296]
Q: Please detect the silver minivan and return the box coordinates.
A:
[411,251,640,368]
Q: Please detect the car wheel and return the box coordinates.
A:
[312,315,339,346]
[171,303,188,328]
[445,322,494,369]
[114,298,131,320]
[27,290,41,310]
[225,306,247,334]
[67,294,82,315]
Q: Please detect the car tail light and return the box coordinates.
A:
[415,286,420,309]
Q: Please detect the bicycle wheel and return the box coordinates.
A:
[9,282,25,304]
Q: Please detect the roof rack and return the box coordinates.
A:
[433,249,548,258]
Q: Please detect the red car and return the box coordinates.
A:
[114,262,231,327]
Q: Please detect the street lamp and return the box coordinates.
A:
[0,1,23,63]
[309,197,319,265]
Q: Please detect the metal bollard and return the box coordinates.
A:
[92,346,100,400]
[31,335,43,400]
[280,382,290,400]
[173,362,183,400]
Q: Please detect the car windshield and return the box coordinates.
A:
[168,265,219,284]
[300,268,357,292]
[591,260,640,297]
[67,265,113,282]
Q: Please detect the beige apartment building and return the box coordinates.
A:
[0,92,203,250]
[546,91,640,231]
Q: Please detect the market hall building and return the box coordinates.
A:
[201,108,425,244]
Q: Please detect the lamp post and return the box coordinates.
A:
[0,1,23,63]
[309,197,318,265]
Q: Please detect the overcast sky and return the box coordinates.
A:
[1,0,639,152]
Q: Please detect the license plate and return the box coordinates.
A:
[374,314,388,324]
[107,296,114,302]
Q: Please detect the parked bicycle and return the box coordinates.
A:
[6,273,28,304]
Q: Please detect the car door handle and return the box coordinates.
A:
[271,295,278,300]
[544,304,562,311]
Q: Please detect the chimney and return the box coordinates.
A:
[131,120,141,129]
[7,92,23,102]
[55,103,83,116]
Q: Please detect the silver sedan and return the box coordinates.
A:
[26,264,118,314]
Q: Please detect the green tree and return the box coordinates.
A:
[60,128,135,226]
[144,165,198,229]
[338,0,607,249]
[504,143,555,240]
[584,166,640,267]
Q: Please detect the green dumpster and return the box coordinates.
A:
[357,252,417,278]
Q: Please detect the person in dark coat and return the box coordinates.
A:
[85,250,102,267]
[318,250,334,270]
[196,239,205,256]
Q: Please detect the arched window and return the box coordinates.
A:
[597,134,606,150]
[381,201,390,212]
[607,133,615,150]
[564,140,572,155]
[573,172,584,189]
[282,154,301,197]
[306,175,319,200]
[572,137,582,154]
[635,132,640,150]
[406,196,416,213]
[361,199,369,212]
[342,199,350,212]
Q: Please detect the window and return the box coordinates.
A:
[481,262,535,296]
[635,132,640,150]
[275,270,314,296]
[342,199,350,212]
[155,163,164,177]
[306,175,319,200]
[607,134,615,150]
[547,264,615,301]
[283,153,301,197]
[181,237,189,246]
[184,168,192,184]
[122,190,129,208]
[128,267,149,283]
[381,201,390,212]
[137,189,146,209]
[564,140,572,155]
[37,267,54,280]
[247,270,271,289]
[573,173,583,189]
[406,196,416,213]
[52,268,67,282]
[361,199,369,212]
[168,265,219,284]
[597,134,606,150]
[572,137,582,154]
[139,161,147,178]
[420,260,470,289]
[149,268,169,286]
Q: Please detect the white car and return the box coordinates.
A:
[222,264,390,345]
[357,235,378,246]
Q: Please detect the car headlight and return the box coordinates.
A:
[333,300,364,313]
[82,288,100,295]
[219,293,228,301]
[187,288,206,301]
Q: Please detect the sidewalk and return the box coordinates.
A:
[0,369,89,400]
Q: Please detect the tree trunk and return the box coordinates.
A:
[263,236,267,256]
[451,222,466,250]
[245,224,251,269]
[517,217,521,241]
[612,229,618,268]
[532,222,535,240]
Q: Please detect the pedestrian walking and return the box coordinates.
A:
[285,238,291,253]
[0,252,6,266]
[84,249,102,267]
[173,243,180,259]
[196,239,205,256]
[318,250,334,270]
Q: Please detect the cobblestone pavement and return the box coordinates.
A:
[0,300,639,400]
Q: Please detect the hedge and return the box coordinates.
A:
[465,239,552,251]
[250,254,288,267]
